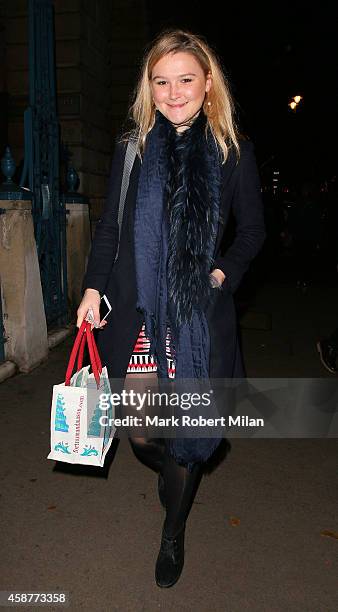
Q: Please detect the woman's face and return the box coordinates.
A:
[150,51,212,130]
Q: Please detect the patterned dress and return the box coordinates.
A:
[126,322,176,378]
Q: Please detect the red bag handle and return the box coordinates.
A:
[77,331,86,372]
[86,324,102,387]
[65,320,102,387]
[77,325,102,373]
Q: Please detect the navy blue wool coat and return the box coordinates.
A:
[82,138,266,380]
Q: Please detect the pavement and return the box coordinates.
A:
[0,277,337,612]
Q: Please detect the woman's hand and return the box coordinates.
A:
[210,268,226,287]
[76,288,107,330]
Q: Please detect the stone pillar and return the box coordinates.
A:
[0,199,48,371]
[65,201,91,309]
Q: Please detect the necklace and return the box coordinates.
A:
[169,106,203,131]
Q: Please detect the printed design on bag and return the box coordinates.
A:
[54,441,71,454]
[103,401,113,449]
[80,444,99,457]
[87,403,102,437]
[102,375,112,441]
[54,394,69,432]
[73,396,85,453]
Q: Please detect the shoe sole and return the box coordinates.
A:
[155,575,182,588]
[316,342,337,374]
[155,562,184,588]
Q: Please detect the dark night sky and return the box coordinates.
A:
[145,1,338,183]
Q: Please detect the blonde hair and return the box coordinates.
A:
[122,29,240,164]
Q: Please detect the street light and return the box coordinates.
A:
[289,95,303,110]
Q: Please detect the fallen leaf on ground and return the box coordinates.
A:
[320,530,338,540]
[229,516,241,526]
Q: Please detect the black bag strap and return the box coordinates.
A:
[114,138,138,263]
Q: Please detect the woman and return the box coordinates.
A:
[77,29,266,588]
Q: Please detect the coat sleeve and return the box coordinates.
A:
[81,139,127,296]
[213,140,266,293]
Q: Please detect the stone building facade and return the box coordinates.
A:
[1,0,148,219]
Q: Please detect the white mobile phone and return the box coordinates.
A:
[100,294,112,321]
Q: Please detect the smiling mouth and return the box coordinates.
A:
[168,102,187,108]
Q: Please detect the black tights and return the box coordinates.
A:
[128,436,203,538]
[122,373,203,538]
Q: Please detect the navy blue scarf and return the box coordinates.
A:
[134,109,222,471]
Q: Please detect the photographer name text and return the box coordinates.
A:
[98,415,265,428]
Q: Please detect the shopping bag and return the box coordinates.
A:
[47,320,115,467]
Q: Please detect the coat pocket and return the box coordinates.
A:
[204,274,229,314]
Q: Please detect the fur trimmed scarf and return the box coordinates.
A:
[134,108,222,471]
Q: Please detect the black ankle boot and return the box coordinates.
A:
[158,472,166,508]
[155,525,185,588]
